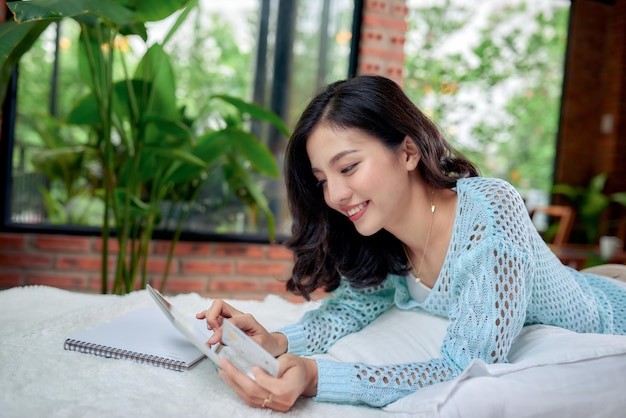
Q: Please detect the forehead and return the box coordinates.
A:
[306,125,385,164]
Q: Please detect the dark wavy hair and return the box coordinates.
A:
[284,75,479,299]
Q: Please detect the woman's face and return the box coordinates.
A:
[306,125,418,236]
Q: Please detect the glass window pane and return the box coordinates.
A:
[404,0,569,207]
[8,0,356,240]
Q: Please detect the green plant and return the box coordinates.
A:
[553,173,626,244]
[0,0,289,294]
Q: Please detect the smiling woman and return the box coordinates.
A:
[195,74,626,411]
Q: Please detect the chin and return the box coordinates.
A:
[353,224,381,237]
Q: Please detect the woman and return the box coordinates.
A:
[197,75,626,411]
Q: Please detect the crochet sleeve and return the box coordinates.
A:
[312,238,531,407]
[278,278,397,355]
[441,236,529,369]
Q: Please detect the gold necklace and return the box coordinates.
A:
[404,190,436,283]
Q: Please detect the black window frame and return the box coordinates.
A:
[0,0,364,244]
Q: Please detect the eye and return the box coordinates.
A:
[341,163,358,174]
[316,179,327,188]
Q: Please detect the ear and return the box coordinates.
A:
[402,136,420,170]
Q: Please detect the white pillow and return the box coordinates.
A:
[326,306,448,364]
[319,306,626,418]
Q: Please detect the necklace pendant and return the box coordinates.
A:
[414,276,421,284]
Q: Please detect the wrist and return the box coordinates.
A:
[302,358,318,397]
[270,332,288,357]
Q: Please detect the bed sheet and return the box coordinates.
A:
[1,285,625,418]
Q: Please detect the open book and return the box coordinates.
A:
[146,285,279,378]
[64,307,209,371]
[64,286,280,376]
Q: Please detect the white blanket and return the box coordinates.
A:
[2,285,626,418]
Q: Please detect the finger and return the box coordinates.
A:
[206,327,223,345]
[226,313,265,336]
[219,359,268,407]
[202,300,243,330]
[250,368,294,412]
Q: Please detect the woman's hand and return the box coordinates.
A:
[218,354,318,412]
[195,299,287,356]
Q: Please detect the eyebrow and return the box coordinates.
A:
[311,149,359,173]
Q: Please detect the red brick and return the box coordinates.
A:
[0,234,25,250]
[362,14,408,32]
[268,245,294,260]
[57,255,103,271]
[359,46,405,62]
[89,275,114,293]
[26,273,88,289]
[145,258,177,274]
[182,261,233,275]
[93,238,150,254]
[153,240,210,256]
[214,243,265,258]
[237,262,287,277]
[0,253,53,268]
[365,0,388,13]
[35,236,91,252]
[263,280,289,294]
[391,2,408,17]
[0,272,24,288]
[386,65,404,79]
[359,59,383,74]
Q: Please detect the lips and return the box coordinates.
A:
[344,201,369,222]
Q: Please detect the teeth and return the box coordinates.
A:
[347,203,366,217]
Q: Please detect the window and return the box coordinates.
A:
[404,0,570,209]
[0,0,360,241]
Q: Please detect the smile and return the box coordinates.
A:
[344,202,369,221]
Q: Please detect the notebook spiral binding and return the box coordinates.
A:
[64,339,187,372]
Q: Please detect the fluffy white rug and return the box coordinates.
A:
[3,285,626,418]
[0,286,383,418]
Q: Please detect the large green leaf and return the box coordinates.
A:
[112,189,157,217]
[133,44,178,119]
[147,147,208,169]
[65,92,101,126]
[0,20,50,104]
[77,29,109,92]
[223,156,276,242]
[212,94,291,137]
[109,78,178,134]
[9,0,135,26]
[221,128,279,177]
[142,114,193,146]
[128,0,193,23]
[32,146,88,173]
[165,131,230,183]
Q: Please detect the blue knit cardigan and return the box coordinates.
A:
[279,177,626,407]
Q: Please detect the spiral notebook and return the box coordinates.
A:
[64,307,211,371]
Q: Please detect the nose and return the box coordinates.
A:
[325,177,352,207]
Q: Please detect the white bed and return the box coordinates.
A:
[2,285,626,418]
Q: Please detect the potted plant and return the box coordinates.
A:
[0,0,289,294]
[553,173,626,244]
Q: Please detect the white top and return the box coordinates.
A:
[405,273,431,303]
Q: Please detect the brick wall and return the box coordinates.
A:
[0,232,324,300]
[357,0,408,85]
